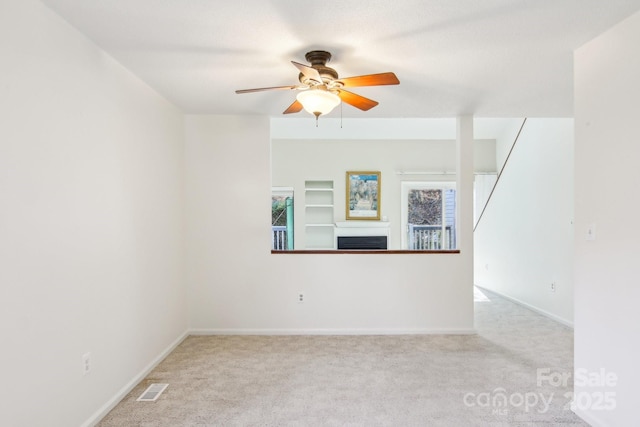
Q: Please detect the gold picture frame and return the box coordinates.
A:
[346,171,381,220]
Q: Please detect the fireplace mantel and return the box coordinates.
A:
[335,221,390,229]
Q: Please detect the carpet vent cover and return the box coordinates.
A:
[137,383,168,402]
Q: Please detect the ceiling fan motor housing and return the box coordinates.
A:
[299,50,339,83]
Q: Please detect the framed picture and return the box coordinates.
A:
[346,171,381,220]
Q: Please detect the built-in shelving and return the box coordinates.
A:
[304,180,334,249]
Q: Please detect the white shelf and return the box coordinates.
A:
[305,181,334,190]
[305,180,335,249]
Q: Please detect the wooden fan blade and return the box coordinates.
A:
[337,89,379,111]
[291,61,323,84]
[283,100,303,114]
[235,85,297,94]
[337,72,399,88]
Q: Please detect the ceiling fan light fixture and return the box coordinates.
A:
[235,50,399,118]
[296,89,341,118]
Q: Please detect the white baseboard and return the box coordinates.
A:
[189,328,477,335]
[81,330,189,427]
[475,285,574,328]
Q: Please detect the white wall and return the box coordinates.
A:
[494,119,526,172]
[0,1,187,426]
[574,10,640,427]
[473,119,574,326]
[473,174,497,226]
[185,115,475,334]
[272,138,496,249]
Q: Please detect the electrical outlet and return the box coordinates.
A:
[550,282,556,292]
[82,352,92,375]
[297,293,304,303]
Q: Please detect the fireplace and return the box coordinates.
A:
[334,221,390,250]
[337,235,387,250]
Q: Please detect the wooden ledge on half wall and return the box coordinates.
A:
[271,250,461,254]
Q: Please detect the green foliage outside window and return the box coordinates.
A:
[272,196,288,226]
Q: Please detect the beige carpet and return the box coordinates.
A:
[98,288,588,426]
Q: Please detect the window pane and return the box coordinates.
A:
[403,184,456,250]
[408,189,442,225]
[444,189,457,249]
[272,194,293,250]
[272,196,288,226]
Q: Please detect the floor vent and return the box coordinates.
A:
[137,383,169,402]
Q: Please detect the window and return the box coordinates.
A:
[272,187,294,250]
[401,182,456,250]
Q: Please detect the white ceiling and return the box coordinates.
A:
[40,0,640,119]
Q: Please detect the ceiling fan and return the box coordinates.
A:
[235,50,400,121]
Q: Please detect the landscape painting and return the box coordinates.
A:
[346,171,381,220]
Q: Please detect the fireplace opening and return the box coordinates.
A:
[337,236,387,250]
